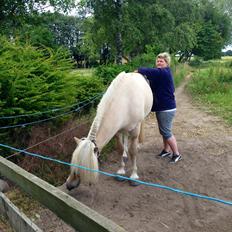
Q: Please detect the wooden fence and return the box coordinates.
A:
[0,156,126,232]
[0,192,42,232]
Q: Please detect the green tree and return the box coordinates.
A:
[192,1,231,60]
[20,13,82,49]
[7,12,89,66]
[80,0,126,64]
[124,1,175,57]
[210,0,232,18]
[168,23,198,62]
[80,0,175,61]
[0,0,76,36]
[193,22,224,60]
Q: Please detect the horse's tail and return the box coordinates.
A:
[72,141,99,184]
[138,121,145,144]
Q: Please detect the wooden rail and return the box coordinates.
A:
[0,192,42,232]
[0,156,127,232]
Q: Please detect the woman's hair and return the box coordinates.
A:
[157,52,171,66]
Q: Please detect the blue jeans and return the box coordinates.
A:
[155,110,176,139]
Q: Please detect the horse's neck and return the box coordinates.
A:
[97,117,119,151]
[88,72,126,150]
[88,113,119,151]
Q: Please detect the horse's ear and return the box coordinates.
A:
[74,137,81,145]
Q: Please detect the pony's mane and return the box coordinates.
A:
[71,140,98,183]
[88,71,126,140]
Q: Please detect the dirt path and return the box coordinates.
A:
[35,75,232,232]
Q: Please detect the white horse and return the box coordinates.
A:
[66,71,153,190]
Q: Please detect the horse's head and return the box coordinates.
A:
[66,137,99,191]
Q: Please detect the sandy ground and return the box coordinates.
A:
[37,75,232,232]
[2,76,232,232]
[41,76,231,232]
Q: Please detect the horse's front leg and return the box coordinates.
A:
[121,132,128,163]
[129,137,139,180]
[128,125,141,186]
[115,133,128,179]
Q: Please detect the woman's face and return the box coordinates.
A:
[156,58,168,68]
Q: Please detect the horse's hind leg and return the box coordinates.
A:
[115,132,128,176]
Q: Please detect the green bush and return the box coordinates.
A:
[0,37,76,118]
[94,52,160,84]
[95,64,131,85]
[70,72,105,110]
[129,52,155,68]
[0,36,77,146]
[95,53,190,90]
[224,60,232,68]
[189,56,204,67]
[188,68,224,94]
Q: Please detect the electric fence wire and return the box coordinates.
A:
[0,94,102,130]
[5,118,91,160]
[1,143,232,206]
[0,92,103,119]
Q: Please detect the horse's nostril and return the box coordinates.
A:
[66,183,74,191]
[66,178,81,191]
[75,178,81,189]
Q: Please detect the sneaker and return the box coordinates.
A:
[169,154,182,163]
[157,149,172,158]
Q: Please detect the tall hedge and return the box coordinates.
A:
[0,37,78,147]
[0,37,77,119]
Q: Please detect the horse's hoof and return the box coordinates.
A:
[114,174,127,182]
[129,179,141,186]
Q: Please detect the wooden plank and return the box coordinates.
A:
[0,192,42,232]
[0,156,127,232]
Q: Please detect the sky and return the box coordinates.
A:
[222,45,232,52]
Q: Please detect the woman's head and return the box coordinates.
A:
[156,52,171,68]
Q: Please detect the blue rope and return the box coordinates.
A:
[0,143,232,206]
[0,93,103,119]
[0,94,102,129]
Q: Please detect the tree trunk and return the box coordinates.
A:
[115,0,123,65]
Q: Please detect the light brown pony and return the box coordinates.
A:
[66,71,152,190]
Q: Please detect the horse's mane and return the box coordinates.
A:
[88,71,126,140]
[71,139,98,183]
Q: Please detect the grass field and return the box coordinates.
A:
[187,59,232,125]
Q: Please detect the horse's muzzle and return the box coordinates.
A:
[66,176,81,191]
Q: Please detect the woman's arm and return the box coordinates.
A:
[138,67,161,78]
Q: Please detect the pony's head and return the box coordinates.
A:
[66,137,99,191]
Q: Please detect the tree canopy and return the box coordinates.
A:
[0,0,231,62]
[78,0,231,62]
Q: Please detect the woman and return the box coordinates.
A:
[137,52,181,163]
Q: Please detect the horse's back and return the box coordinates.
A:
[105,72,153,131]
[115,72,153,115]
[95,71,153,145]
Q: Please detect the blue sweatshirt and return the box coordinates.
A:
[138,67,176,112]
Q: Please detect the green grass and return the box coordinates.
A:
[173,63,192,87]
[187,63,232,125]
[222,56,232,61]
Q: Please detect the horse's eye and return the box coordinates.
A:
[94,147,99,154]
